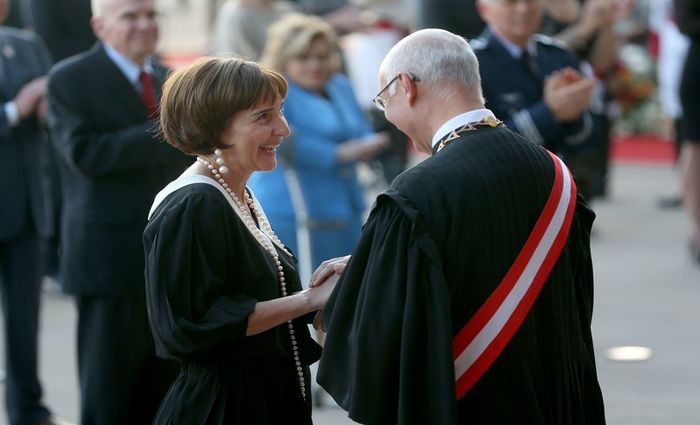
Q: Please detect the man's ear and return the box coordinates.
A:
[90,16,103,40]
[475,0,489,21]
[402,73,418,107]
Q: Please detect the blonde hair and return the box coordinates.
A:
[260,13,342,73]
[160,56,288,156]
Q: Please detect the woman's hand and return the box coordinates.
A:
[246,271,341,336]
[309,255,350,287]
[305,272,340,311]
[308,263,347,332]
[336,132,390,162]
[309,273,340,332]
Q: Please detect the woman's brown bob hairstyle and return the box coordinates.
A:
[159,56,288,156]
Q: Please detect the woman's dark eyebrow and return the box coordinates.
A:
[251,106,276,118]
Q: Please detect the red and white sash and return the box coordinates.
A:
[453,151,578,399]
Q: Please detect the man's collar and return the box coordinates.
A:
[102,43,154,86]
[432,109,497,150]
[488,26,537,59]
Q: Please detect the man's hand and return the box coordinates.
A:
[309,255,350,287]
[14,76,48,119]
[544,68,594,122]
[313,310,326,332]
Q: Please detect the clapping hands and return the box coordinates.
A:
[15,76,48,120]
[544,67,595,123]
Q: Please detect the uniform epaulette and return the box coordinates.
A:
[469,37,488,51]
[0,25,38,43]
[533,34,567,50]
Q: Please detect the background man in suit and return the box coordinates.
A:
[0,0,55,424]
[473,0,599,199]
[47,0,187,423]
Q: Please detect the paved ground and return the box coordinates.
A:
[589,162,700,424]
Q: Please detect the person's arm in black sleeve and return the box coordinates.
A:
[318,194,456,425]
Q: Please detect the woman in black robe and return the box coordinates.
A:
[143,57,337,425]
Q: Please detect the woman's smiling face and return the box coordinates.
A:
[219,96,290,176]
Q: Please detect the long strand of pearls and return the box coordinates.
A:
[197,153,305,400]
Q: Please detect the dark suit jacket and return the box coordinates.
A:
[47,43,189,296]
[472,30,597,155]
[26,0,95,62]
[0,26,53,241]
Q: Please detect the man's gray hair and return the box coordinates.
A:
[91,0,111,17]
[91,0,101,17]
[381,29,483,102]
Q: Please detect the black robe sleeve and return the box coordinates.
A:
[317,193,457,425]
[144,191,258,361]
[675,0,700,37]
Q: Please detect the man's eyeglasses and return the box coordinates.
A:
[372,73,420,111]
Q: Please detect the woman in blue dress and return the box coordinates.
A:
[250,13,388,276]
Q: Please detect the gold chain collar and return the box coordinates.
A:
[434,115,503,153]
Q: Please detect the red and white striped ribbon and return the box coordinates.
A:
[453,152,577,399]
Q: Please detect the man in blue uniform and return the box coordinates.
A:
[473,0,599,197]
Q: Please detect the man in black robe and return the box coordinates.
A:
[314,28,606,425]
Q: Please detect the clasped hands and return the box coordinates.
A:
[306,255,350,332]
[543,67,595,123]
[15,76,48,121]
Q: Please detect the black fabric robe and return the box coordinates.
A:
[317,126,606,425]
[144,183,321,425]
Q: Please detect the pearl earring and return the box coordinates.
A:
[214,148,228,174]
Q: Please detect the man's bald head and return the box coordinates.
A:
[380,28,483,103]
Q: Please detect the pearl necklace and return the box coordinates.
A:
[197,157,306,400]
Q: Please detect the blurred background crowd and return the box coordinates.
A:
[0,0,698,424]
